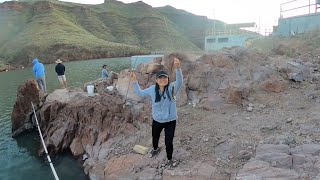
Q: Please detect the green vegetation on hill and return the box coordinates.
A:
[0,0,228,67]
[156,6,226,50]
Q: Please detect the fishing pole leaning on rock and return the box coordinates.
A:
[31,102,60,180]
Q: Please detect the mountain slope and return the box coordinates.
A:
[156,6,226,50]
[0,0,224,66]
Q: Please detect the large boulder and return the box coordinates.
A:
[115,50,287,110]
[11,80,44,137]
[116,53,191,106]
[38,88,147,155]
[259,77,287,92]
[236,144,320,179]
[279,61,311,82]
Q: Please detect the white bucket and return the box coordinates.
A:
[106,86,114,91]
[87,85,94,95]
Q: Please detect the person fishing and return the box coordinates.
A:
[32,58,47,93]
[101,64,109,79]
[130,57,183,168]
[55,59,67,88]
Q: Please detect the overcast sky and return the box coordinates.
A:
[1,0,318,34]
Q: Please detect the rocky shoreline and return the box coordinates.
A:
[11,49,320,179]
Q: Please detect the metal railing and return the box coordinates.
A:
[207,29,258,36]
[280,0,320,18]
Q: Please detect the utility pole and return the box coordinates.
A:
[258,16,261,35]
[213,9,215,35]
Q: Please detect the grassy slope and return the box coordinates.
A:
[0,5,31,64]
[156,6,226,50]
[91,1,201,52]
[0,1,147,65]
[0,0,213,66]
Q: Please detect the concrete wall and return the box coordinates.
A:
[205,35,256,51]
[274,12,320,37]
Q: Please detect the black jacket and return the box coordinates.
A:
[55,63,65,76]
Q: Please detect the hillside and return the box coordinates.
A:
[0,0,228,68]
[156,6,226,50]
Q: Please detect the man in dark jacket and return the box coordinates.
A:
[55,59,67,88]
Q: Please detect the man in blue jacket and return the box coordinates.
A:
[101,64,108,79]
[32,58,47,93]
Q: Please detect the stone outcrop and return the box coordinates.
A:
[279,61,311,82]
[38,87,148,155]
[116,53,191,107]
[236,144,320,179]
[13,50,317,179]
[101,148,230,180]
[11,79,44,137]
[115,49,287,110]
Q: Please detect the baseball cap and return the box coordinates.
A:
[156,70,169,78]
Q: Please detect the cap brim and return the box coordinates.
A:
[157,74,169,78]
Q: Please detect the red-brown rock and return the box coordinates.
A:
[11,80,43,137]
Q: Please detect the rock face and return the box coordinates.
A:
[11,80,43,137]
[116,53,191,107]
[35,87,152,178]
[38,87,148,154]
[236,144,320,179]
[117,49,287,110]
[14,49,320,179]
[280,61,311,82]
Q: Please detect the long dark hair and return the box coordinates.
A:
[155,82,171,102]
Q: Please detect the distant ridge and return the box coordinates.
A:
[0,0,229,66]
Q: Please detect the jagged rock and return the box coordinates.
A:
[198,93,225,110]
[279,61,311,82]
[230,47,250,61]
[273,44,291,56]
[260,78,287,92]
[116,50,286,109]
[199,53,235,68]
[13,49,320,179]
[236,144,320,179]
[11,80,43,137]
[116,54,190,106]
[35,88,147,157]
[236,160,300,179]
[226,86,250,105]
[252,66,274,82]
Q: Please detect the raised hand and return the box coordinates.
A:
[130,72,137,81]
[173,57,181,68]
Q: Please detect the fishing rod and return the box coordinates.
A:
[31,102,60,180]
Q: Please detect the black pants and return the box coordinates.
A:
[152,119,176,160]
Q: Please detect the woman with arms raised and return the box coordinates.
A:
[130,57,183,168]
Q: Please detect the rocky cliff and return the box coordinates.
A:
[12,48,319,178]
